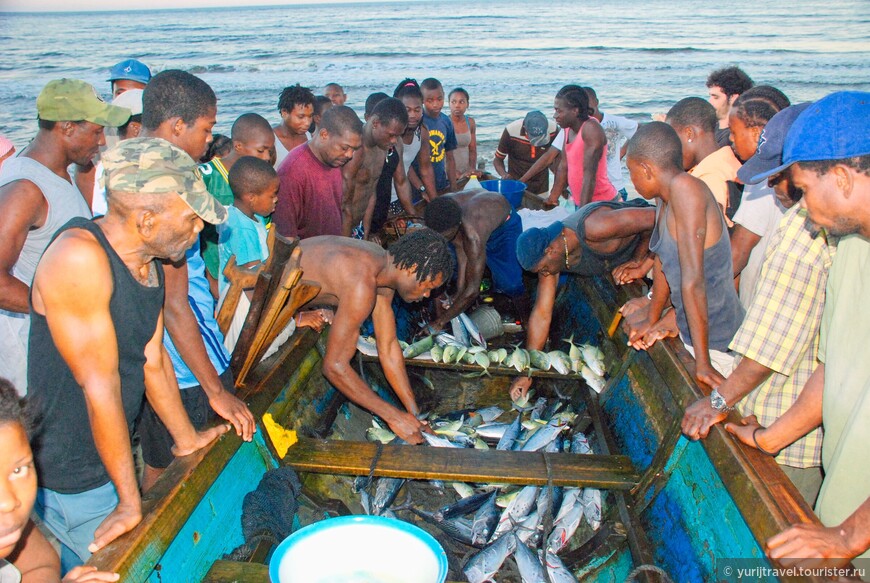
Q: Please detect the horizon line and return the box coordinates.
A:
[0,0,423,14]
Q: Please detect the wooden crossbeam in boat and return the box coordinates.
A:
[280,438,640,490]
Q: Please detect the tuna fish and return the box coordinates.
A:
[470,491,500,547]
[463,530,518,583]
[497,413,524,451]
[514,536,548,583]
[545,550,579,582]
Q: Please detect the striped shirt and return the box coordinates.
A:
[730,205,836,468]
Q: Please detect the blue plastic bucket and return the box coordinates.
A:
[480,179,527,209]
[269,515,448,583]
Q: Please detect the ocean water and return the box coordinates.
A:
[0,0,868,161]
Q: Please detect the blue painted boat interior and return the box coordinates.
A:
[144,275,774,581]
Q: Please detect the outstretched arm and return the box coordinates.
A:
[431,237,482,328]
[519,146,559,186]
[547,152,568,207]
[32,233,141,553]
[417,127,438,200]
[671,189,722,387]
[142,312,229,456]
[509,272,558,400]
[393,147,417,216]
[321,285,426,443]
[163,258,255,441]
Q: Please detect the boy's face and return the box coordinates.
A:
[175,108,217,161]
[249,177,280,217]
[422,86,444,117]
[402,96,424,130]
[281,104,314,136]
[626,157,658,200]
[325,86,346,106]
[235,131,276,162]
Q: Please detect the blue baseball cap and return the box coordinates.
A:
[107,59,151,85]
[516,221,564,271]
[741,102,812,185]
[757,91,870,181]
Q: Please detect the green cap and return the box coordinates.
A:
[102,137,227,224]
[37,78,131,127]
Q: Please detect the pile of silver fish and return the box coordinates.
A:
[356,396,603,583]
[402,332,608,394]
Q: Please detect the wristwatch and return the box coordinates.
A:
[709,389,733,413]
[419,185,426,193]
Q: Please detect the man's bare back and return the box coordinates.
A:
[299,236,388,306]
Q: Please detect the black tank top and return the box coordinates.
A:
[372,145,402,234]
[29,217,164,493]
[563,198,652,276]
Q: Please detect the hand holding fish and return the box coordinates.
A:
[509,376,532,401]
[387,410,431,445]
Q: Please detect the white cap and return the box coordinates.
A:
[111,88,143,116]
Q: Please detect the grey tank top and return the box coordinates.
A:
[0,157,92,285]
[649,203,744,352]
[562,198,651,276]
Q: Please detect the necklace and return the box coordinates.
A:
[562,233,570,270]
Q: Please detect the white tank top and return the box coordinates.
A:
[392,127,422,202]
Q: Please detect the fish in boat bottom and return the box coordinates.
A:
[348,395,604,582]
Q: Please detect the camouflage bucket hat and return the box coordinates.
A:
[102,137,227,224]
[37,79,131,127]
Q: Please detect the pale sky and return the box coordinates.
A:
[0,0,404,12]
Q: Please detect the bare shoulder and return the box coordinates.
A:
[37,227,111,288]
[33,226,112,315]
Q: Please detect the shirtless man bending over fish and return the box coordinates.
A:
[341,97,408,238]
[423,188,528,330]
[298,229,454,443]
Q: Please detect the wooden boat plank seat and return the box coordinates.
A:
[280,437,640,489]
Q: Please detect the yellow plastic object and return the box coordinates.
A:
[262,413,298,458]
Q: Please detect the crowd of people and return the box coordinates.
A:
[0,57,866,580]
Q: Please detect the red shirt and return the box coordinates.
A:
[274,143,343,239]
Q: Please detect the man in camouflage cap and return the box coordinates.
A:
[0,78,130,394]
[27,137,229,571]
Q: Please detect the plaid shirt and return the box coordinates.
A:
[730,206,836,468]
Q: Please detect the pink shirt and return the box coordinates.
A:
[563,119,616,205]
[274,143,343,239]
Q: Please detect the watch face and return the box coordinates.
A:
[710,391,727,411]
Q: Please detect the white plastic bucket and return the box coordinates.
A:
[269,515,448,583]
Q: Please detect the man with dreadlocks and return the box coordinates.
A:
[298,229,454,443]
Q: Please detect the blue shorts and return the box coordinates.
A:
[485,210,525,297]
[36,481,119,574]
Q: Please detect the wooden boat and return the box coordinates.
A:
[84,248,828,582]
